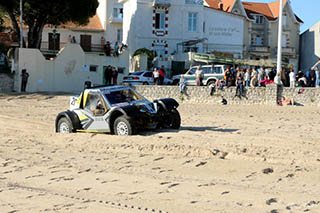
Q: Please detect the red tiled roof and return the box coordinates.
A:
[242,2,274,20]
[205,0,303,23]
[4,14,103,31]
[205,0,235,12]
[59,14,103,31]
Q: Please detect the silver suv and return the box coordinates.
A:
[172,65,226,86]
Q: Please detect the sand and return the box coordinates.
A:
[0,93,320,213]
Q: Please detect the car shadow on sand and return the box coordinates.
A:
[139,126,239,136]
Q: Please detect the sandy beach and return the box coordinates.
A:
[0,93,320,213]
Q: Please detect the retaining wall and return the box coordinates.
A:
[0,73,14,93]
[133,84,320,106]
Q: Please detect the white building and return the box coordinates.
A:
[97,0,123,43]
[120,0,244,72]
[300,21,320,72]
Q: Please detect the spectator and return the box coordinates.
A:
[104,65,113,85]
[224,67,232,88]
[244,68,250,87]
[316,69,320,88]
[218,95,227,105]
[114,42,119,56]
[152,67,159,85]
[297,74,307,87]
[105,41,111,56]
[179,75,186,94]
[195,66,203,86]
[251,68,258,87]
[309,68,316,87]
[20,69,29,92]
[274,72,283,86]
[235,73,245,99]
[159,65,165,85]
[112,68,118,85]
[258,68,266,86]
[289,69,296,88]
[268,68,276,83]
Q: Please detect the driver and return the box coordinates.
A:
[91,98,105,115]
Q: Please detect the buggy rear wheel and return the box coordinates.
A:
[114,116,136,136]
[163,109,181,129]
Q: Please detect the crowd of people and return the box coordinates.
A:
[104,65,118,86]
[152,65,166,85]
[103,40,127,57]
[177,63,320,101]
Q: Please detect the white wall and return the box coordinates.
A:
[300,21,320,72]
[203,7,244,57]
[122,0,245,71]
[15,44,129,93]
[41,27,105,49]
[97,0,107,29]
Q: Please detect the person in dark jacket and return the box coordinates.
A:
[309,68,316,87]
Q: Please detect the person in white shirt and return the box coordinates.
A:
[195,66,203,86]
[274,72,283,86]
[152,68,159,85]
[289,69,296,88]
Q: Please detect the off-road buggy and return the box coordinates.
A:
[55,85,181,135]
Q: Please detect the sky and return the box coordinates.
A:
[243,0,319,33]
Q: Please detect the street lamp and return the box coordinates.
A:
[20,0,23,48]
[52,28,57,52]
[276,0,283,74]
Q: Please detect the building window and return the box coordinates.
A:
[251,34,264,46]
[188,12,197,32]
[282,14,287,27]
[113,6,123,19]
[282,34,287,47]
[256,35,262,46]
[185,0,203,4]
[203,21,205,33]
[90,65,98,72]
[154,44,166,60]
[155,12,165,29]
[232,9,240,14]
[117,29,122,42]
[254,15,264,24]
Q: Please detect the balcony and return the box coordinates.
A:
[185,0,203,4]
[274,47,296,56]
[249,46,270,53]
[153,0,171,7]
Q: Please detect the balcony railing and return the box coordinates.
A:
[249,46,270,53]
[109,15,123,23]
[153,0,171,7]
[185,0,203,4]
[274,47,296,55]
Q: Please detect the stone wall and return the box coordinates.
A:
[133,84,320,106]
[0,73,14,93]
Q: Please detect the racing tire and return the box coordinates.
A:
[57,117,73,133]
[114,116,136,136]
[163,109,181,129]
[143,82,149,85]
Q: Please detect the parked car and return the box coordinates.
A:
[172,65,226,86]
[55,85,181,136]
[123,71,172,85]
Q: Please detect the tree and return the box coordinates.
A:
[0,0,99,48]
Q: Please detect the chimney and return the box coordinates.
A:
[218,0,223,10]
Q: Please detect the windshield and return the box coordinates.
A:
[103,89,145,107]
[187,68,197,75]
[129,71,143,76]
